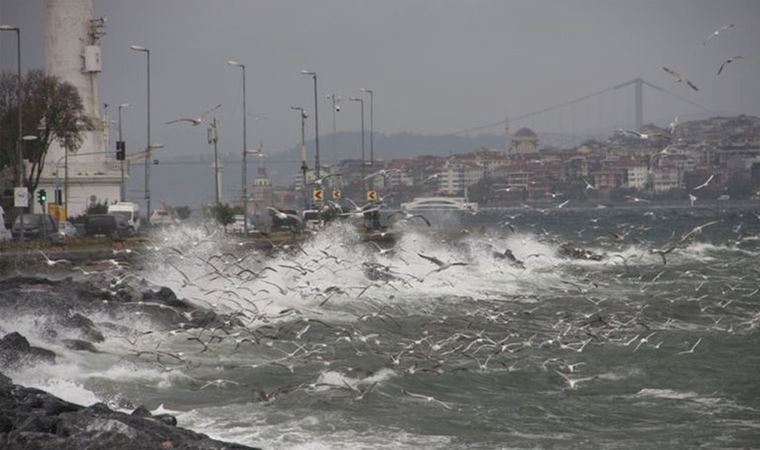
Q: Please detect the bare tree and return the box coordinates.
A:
[0,70,93,194]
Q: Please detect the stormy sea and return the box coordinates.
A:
[2,204,760,449]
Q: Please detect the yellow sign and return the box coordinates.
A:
[48,204,67,222]
[313,189,324,202]
[366,190,378,202]
[332,188,342,200]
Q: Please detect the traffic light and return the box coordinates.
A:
[116,140,125,160]
[37,189,47,204]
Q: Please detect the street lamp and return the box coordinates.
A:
[117,102,130,202]
[300,70,320,178]
[129,44,152,222]
[326,93,340,163]
[291,106,308,206]
[1,25,24,221]
[348,97,366,184]
[359,88,374,166]
[228,60,249,234]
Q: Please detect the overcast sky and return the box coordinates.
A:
[2,0,759,162]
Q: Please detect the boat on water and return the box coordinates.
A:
[400,196,478,212]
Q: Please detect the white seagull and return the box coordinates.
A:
[693,174,714,190]
[703,24,735,45]
[662,67,699,91]
[717,56,745,76]
[165,103,222,126]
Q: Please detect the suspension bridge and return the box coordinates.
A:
[449,77,714,137]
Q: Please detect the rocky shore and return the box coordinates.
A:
[0,275,260,449]
[0,369,258,449]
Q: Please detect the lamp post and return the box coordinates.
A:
[1,25,25,238]
[291,106,308,207]
[207,117,221,206]
[326,93,339,162]
[348,97,365,186]
[359,88,374,166]
[228,60,249,234]
[129,45,151,223]
[300,70,320,178]
[0,25,22,188]
[117,103,130,202]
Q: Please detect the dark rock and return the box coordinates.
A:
[58,313,105,343]
[0,332,57,369]
[154,413,177,427]
[130,405,152,417]
[0,373,262,449]
[0,412,13,432]
[61,339,99,353]
[141,287,185,308]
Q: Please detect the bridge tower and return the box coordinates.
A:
[634,77,643,130]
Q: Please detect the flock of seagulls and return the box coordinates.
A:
[662,23,746,93]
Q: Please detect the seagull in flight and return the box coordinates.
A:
[417,253,468,274]
[363,168,400,181]
[693,174,714,190]
[688,194,697,207]
[662,67,699,91]
[311,173,342,186]
[389,211,431,226]
[165,103,222,126]
[703,24,735,45]
[582,178,596,190]
[717,56,745,75]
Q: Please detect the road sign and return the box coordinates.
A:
[14,187,28,207]
[366,190,378,202]
[332,188,342,200]
[313,189,324,202]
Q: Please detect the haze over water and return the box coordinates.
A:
[3,204,760,449]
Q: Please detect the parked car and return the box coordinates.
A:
[11,214,58,239]
[57,220,79,238]
[107,202,141,233]
[84,214,133,238]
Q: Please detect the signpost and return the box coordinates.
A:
[13,187,28,207]
[332,188,342,200]
[313,188,323,203]
[366,190,377,202]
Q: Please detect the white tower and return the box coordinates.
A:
[39,0,121,218]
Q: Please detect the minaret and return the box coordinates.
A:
[40,0,121,217]
[504,114,511,156]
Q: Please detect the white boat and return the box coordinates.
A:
[400,196,478,212]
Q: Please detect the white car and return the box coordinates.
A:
[150,208,176,227]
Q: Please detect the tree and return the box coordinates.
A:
[208,203,235,230]
[0,70,93,193]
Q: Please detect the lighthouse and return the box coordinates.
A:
[38,0,121,218]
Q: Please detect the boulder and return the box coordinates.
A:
[0,332,56,369]
[0,373,260,449]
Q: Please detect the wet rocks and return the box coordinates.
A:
[0,372,260,450]
[0,332,56,370]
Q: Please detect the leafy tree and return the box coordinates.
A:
[208,203,235,230]
[0,70,93,193]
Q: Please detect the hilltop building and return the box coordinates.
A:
[510,127,539,155]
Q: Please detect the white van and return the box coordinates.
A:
[107,202,141,233]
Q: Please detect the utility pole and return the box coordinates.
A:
[291,106,308,208]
